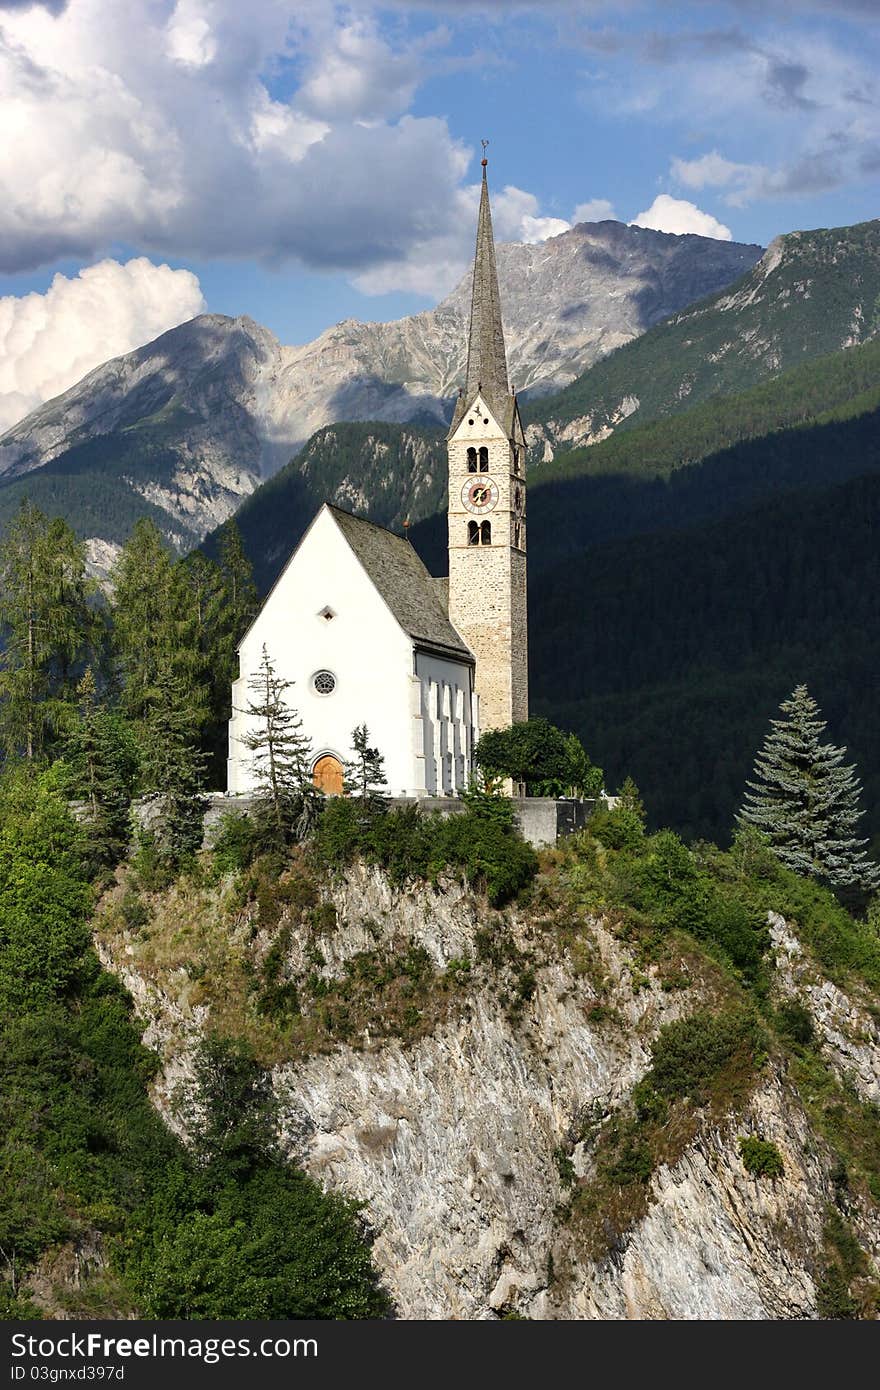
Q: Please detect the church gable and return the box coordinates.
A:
[448,391,510,445]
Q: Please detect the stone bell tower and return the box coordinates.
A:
[447,153,528,737]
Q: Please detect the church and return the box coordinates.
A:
[227,156,528,800]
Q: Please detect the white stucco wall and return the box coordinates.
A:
[227,507,475,799]
[228,509,416,796]
[414,651,476,796]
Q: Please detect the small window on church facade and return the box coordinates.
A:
[313,670,336,695]
[480,520,491,545]
[467,520,479,546]
[317,605,336,622]
[478,446,489,471]
[514,522,521,549]
[467,447,477,473]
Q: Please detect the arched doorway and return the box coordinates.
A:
[313,754,344,796]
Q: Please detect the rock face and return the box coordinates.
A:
[0,223,761,547]
[95,863,880,1320]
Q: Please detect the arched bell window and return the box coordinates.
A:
[478,446,489,472]
[467,520,479,545]
[480,520,491,545]
[466,447,477,473]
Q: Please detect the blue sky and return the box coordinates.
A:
[0,1,877,430]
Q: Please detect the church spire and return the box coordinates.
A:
[464,151,509,415]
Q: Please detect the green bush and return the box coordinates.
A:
[589,803,646,851]
[210,810,261,876]
[775,1000,815,1047]
[312,795,537,907]
[647,1009,762,1105]
[738,1135,785,1178]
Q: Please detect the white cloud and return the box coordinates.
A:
[630,194,733,240]
[296,18,422,121]
[0,258,205,433]
[671,151,766,208]
[0,1,581,300]
[166,0,217,68]
[572,198,616,223]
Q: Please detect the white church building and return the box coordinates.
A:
[227,155,528,800]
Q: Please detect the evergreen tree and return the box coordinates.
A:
[63,667,139,867]
[344,724,388,813]
[237,646,317,846]
[111,519,206,727]
[0,502,95,760]
[140,668,208,866]
[183,524,258,782]
[738,685,880,891]
[216,520,258,643]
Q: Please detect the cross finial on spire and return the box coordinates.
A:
[481,138,489,169]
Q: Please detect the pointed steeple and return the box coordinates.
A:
[464,155,509,416]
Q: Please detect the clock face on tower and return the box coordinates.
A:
[461,477,499,513]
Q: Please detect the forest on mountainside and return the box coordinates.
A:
[524,219,880,439]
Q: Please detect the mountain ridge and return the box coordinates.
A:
[0,221,761,551]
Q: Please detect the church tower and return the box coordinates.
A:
[447,154,528,736]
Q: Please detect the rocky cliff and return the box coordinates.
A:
[93,851,880,1320]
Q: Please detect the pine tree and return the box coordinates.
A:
[343,724,388,814]
[237,646,317,846]
[216,520,258,643]
[63,667,139,866]
[738,685,880,891]
[0,502,95,760]
[111,519,206,728]
[139,668,208,866]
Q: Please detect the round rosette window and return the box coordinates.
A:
[313,670,336,696]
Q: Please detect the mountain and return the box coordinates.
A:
[222,340,880,849]
[525,218,880,461]
[0,222,760,559]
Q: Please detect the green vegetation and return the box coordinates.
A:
[528,468,880,851]
[0,767,388,1320]
[524,219,880,441]
[238,644,320,849]
[475,717,602,798]
[738,1136,785,1178]
[313,790,538,908]
[738,685,879,893]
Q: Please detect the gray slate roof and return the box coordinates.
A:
[328,506,473,661]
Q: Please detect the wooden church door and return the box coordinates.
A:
[313,754,344,796]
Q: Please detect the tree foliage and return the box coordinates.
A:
[738,685,880,892]
[344,724,388,812]
[237,645,318,847]
[475,717,601,797]
[0,501,96,761]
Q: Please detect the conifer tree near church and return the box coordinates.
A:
[238,645,317,845]
[738,684,880,892]
[344,724,388,814]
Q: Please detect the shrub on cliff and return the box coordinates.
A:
[312,793,537,907]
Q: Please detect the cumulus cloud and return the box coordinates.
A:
[0,1,578,298]
[0,258,205,433]
[573,198,617,223]
[630,195,733,240]
[297,17,423,121]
